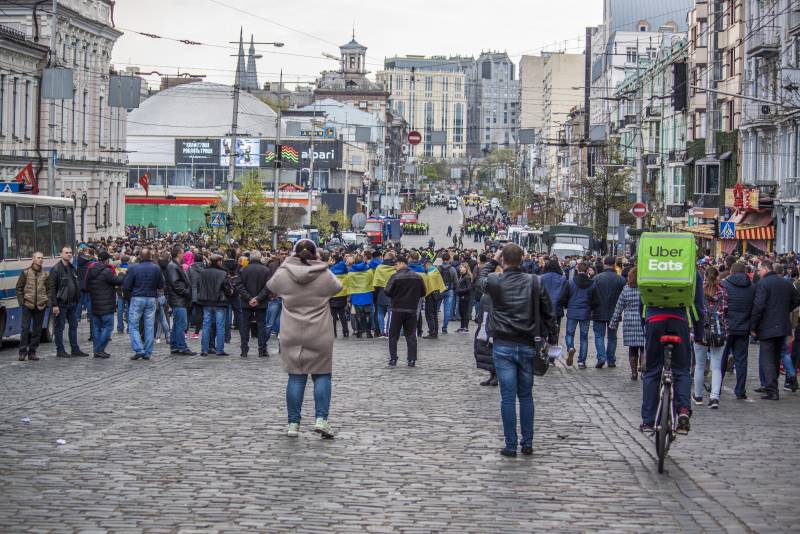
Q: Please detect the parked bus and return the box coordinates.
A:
[0,193,76,343]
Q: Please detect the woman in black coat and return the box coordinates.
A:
[473,293,497,386]
[455,263,474,334]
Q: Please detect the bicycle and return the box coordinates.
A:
[653,334,682,473]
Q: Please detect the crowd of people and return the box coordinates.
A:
[11,214,800,455]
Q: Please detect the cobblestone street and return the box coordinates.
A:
[0,208,798,532]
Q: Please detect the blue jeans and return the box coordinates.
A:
[493,340,535,451]
[202,306,226,354]
[780,338,797,381]
[80,292,93,333]
[376,303,389,335]
[128,297,156,357]
[725,334,750,397]
[116,297,127,333]
[440,289,455,332]
[54,302,80,354]
[91,313,114,354]
[641,318,691,425]
[694,342,724,400]
[171,306,189,351]
[266,299,282,337]
[592,320,618,364]
[286,373,331,423]
[565,318,590,363]
[154,295,170,342]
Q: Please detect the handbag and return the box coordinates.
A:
[530,274,550,377]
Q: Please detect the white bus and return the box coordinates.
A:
[0,193,76,342]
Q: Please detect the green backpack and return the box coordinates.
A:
[637,232,698,317]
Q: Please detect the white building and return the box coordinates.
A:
[0,0,128,241]
[465,51,520,157]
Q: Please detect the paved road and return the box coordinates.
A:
[402,206,463,250]
[1,211,799,532]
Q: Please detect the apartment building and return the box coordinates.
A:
[465,51,520,157]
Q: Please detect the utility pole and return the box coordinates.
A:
[635,90,644,231]
[272,70,283,250]
[306,102,316,227]
[47,0,57,196]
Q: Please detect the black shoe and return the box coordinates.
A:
[608,362,616,368]
[692,394,704,405]
[343,332,349,338]
[761,394,780,401]
[200,353,208,357]
[480,375,495,386]
[735,394,748,400]
[676,410,691,434]
[56,351,70,358]
[499,448,517,457]
[578,362,587,369]
[179,349,197,356]
[521,446,533,456]
[72,350,89,357]
[754,386,766,393]
[18,353,26,361]
[240,352,248,358]
[595,361,605,369]
[217,351,229,356]
[488,376,498,386]
[388,359,397,367]
[258,351,269,358]
[366,332,373,339]
[407,360,416,367]
[130,353,145,361]
[171,350,182,354]
[93,353,109,359]
[422,334,438,340]
[708,399,719,409]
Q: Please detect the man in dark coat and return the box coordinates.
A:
[750,260,800,400]
[165,246,195,356]
[197,254,230,357]
[590,256,626,368]
[235,251,273,358]
[720,262,755,399]
[86,250,123,358]
[49,246,87,358]
[384,255,426,367]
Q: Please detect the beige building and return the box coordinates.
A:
[377,56,471,160]
[519,55,545,131]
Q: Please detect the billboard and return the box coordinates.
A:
[220,138,261,167]
[261,140,342,169]
[175,139,220,166]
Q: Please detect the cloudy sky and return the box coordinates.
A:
[112,0,603,88]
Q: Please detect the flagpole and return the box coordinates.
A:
[271,69,283,250]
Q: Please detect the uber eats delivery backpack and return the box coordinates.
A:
[637,232,698,318]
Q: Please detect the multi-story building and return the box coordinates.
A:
[1,0,128,240]
[740,0,799,253]
[518,55,546,191]
[377,55,472,160]
[465,51,520,157]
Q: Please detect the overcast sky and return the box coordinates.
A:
[112,0,603,88]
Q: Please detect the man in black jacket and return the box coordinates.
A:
[750,260,800,400]
[384,255,426,367]
[86,251,123,358]
[721,262,755,399]
[590,256,626,368]
[198,254,229,357]
[475,244,557,458]
[165,246,195,356]
[235,251,272,358]
[49,246,88,358]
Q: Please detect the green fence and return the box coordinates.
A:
[125,204,208,233]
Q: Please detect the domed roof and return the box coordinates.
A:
[128,82,278,138]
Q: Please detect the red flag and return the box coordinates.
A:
[138,172,150,196]
[14,162,38,194]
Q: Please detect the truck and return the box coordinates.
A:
[364,216,402,246]
[399,211,418,225]
[286,228,320,245]
[543,223,593,256]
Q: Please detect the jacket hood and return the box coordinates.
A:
[369,258,383,269]
[409,262,425,274]
[283,256,330,285]
[725,272,751,288]
[330,261,349,276]
[575,272,593,289]
[351,262,370,273]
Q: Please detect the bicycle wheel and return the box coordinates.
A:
[656,385,672,474]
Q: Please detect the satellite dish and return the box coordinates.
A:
[351,213,366,230]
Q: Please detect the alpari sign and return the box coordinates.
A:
[261,140,342,169]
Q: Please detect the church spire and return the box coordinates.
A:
[235,27,246,88]
[246,34,259,91]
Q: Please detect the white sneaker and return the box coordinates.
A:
[155,338,161,344]
[286,423,300,437]
[314,417,335,439]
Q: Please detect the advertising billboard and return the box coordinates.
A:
[220,138,261,167]
[175,139,220,166]
[261,140,342,169]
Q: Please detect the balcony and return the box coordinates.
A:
[668,150,687,163]
[741,99,779,128]
[690,46,708,65]
[781,177,800,200]
[789,10,800,36]
[646,154,660,167]
[693,1,708,21]
[746,26,780,57]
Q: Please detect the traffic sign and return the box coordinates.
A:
[0,182,21,193]
[408,131,422,145]
[209,211,226,228]
[719,221,736,239]
[630,202,648,218]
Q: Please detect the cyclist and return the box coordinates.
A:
[639,267,704,434]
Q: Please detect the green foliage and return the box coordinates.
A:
[230,174,273,248]
[312,203,349,239]
[582,148,632,239]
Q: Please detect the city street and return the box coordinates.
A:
[0,208,797,532]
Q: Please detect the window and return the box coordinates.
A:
[66,207,75,246]
[455,78,462,95]
[454,103,463,143]
[51,207,68,256]
[626,47,638,63]
[71,93,76,142]
[17,206,34,259]
[34,206,51,256]
[11,78,18,137]
[442,78,448,94]
[425,76,433,96]
[84,46,90,70]
[695,164,720,195]
[0,75,4,135]
[95,200,100,229]
[424,101,434,157]
[646,47,657,60]
[73,41,78,65]
[1,205,17,259]
[24,80,30,139]
[82,90,88,144]
[672,170,686,204]
[727,49,736,78]
[104,201,109,228]
[60,101,65,143]
[99,96,104,146]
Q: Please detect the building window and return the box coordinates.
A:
[695,164,720,195]
[425,76,433,96]
[0,75,4,135]
[442,78,448,94]
[726,100,734,131]
[454,103,463,144]
[99,96,104,146]
[60,101,65,142]
[455,78,462,95]
[11,78,18,138]
[73,41,78,65]
[71,93,76,143]
[82,90,87,144]
[424,101,434,157]
[24,80,31,139]
[626,47,638,63]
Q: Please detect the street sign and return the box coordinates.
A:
[630,202,648,218]
[209,211,226,228]
[408,131,422,145]
[0,182,21,193]
[719,221,736,239]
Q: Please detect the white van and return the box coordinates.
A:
[550,243,585,259]
[448,198,458,210]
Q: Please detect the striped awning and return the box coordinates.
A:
[737,225,775,241]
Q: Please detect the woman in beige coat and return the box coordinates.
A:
[266,239,342,438]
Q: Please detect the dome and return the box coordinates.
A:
[127,81,279,164]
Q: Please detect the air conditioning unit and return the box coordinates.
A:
[761,105,772,115]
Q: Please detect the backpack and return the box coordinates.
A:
[439,265,454,290]
[704,293,726,347]
[637,232,698,318]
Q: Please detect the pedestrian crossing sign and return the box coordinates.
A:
[209,211,226,228]
[719,221,735,239]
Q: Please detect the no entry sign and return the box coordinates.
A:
[408,131,422,145]
[630,202,648,218]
